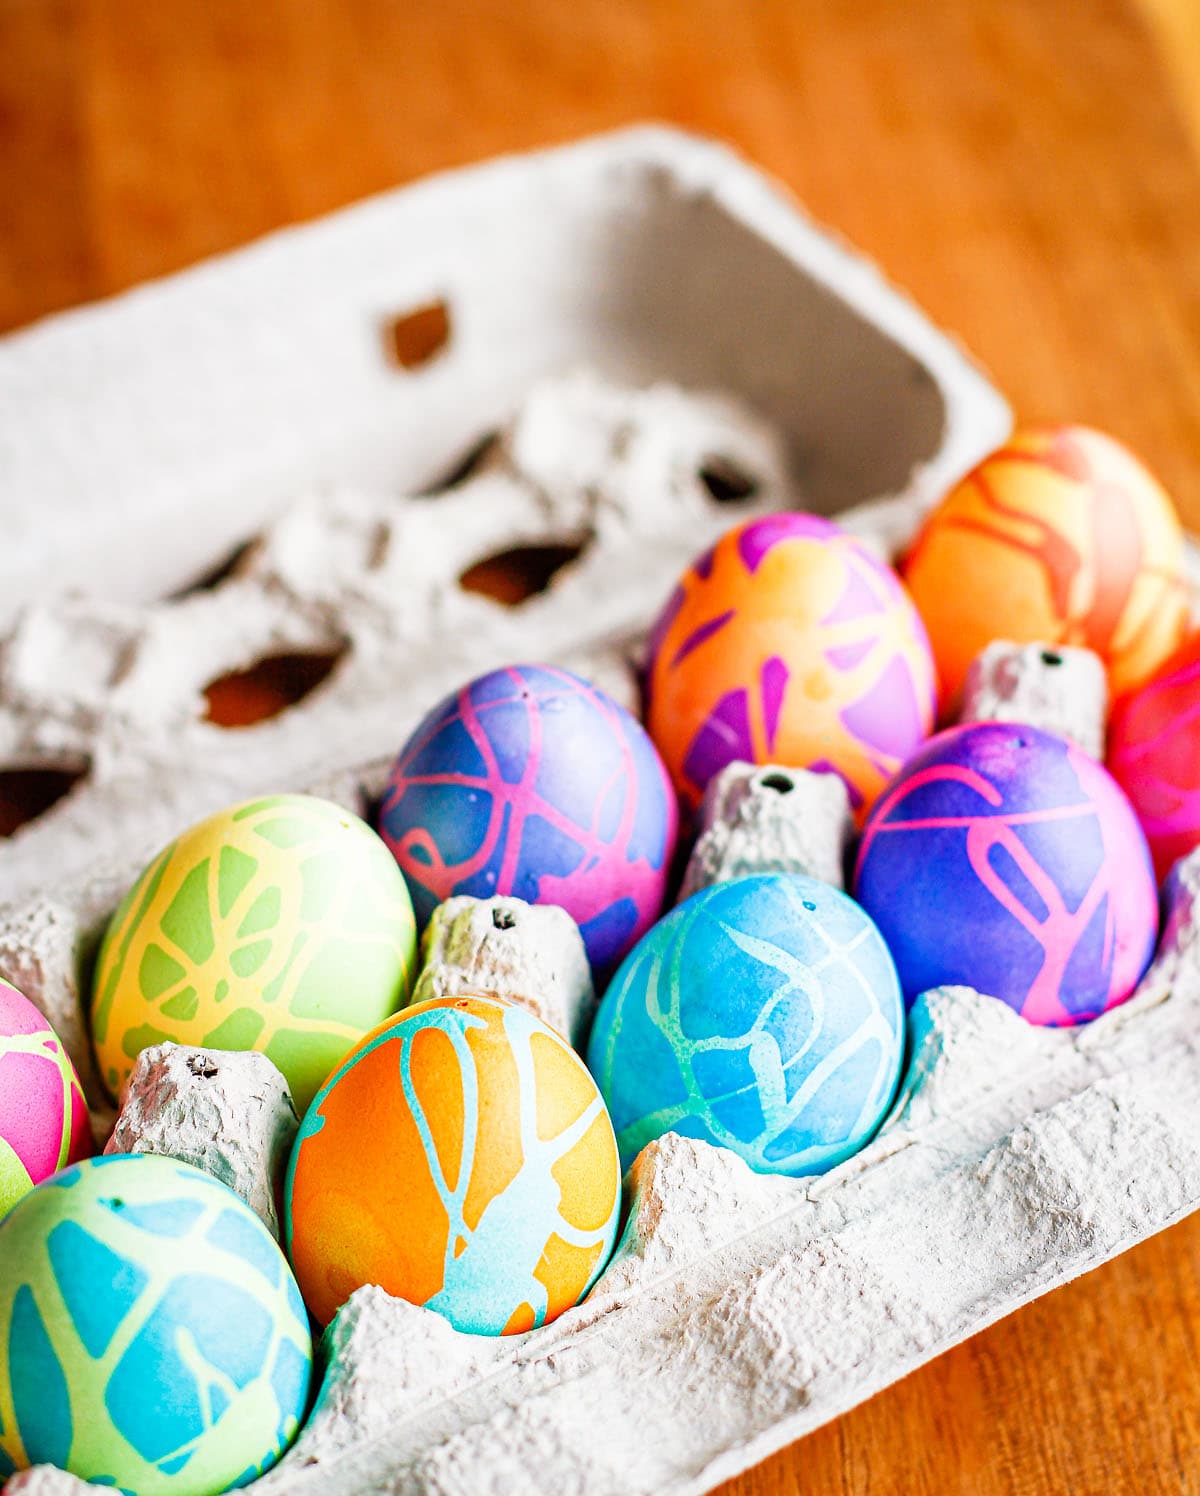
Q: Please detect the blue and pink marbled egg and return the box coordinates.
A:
[378,664,678,973]
[854,721,1159,1024]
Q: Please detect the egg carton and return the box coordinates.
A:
[7,125,1192,1495]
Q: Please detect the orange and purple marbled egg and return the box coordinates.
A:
[645,514,937,822]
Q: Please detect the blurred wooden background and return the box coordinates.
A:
[4,2,1200,1493]
[1140,0,1200,148]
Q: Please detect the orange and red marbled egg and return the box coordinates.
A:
[645,513,937,821]
[284,994,621,1334]
[902,426,1188,703]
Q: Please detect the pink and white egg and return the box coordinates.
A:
[0,979,92,1217]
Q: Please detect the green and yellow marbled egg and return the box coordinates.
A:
[92,795,417,1112]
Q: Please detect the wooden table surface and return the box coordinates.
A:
[4,1,1200,1492]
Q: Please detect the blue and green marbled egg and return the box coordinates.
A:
[0,1154,312,1495]
[586,873,905,1176]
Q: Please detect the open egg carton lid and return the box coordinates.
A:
[4,126,1198,1496]
[0,124,1010,916]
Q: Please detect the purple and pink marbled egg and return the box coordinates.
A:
[645,512,938,821]
[378,664,678,974]
[854,721,1159,1025]
[0,979,92,1216]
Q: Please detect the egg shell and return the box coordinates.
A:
[902,425,1188,703]
[91,794,418,1114]
[0,980,92,1218]
[854,721,1158,1024]
[586,873,906,1177]
[1108,631,1200,881]
[0,1153,312,1493]
[284,993,621,1335]
[377,664,678,973]
[644,512,937,821]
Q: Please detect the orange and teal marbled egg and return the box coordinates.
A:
[284,993,621,1334]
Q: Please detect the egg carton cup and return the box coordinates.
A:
[2,125,1186,1494]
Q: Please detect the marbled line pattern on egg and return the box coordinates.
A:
[286,995,621,1335]
[379,665,676,972]
[588,875,905,1176]
[855,723,1158,1024]
[646,514,936,818]
[0,1156,311,1491]
[0,981,91,1217]
[902,426,1188,700]
[92,795,416,1111]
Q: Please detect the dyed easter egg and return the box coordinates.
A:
[92,794,418,1113]
[1109,631,1200,881]
[902,426,1188,702]
[0,980,91,1218]
[586,873,906,1176]
[377,664,677,972]
[285,993,621,1334]
[854,721,1158,1024]
[0,1153,312,1493]
[644,513,937,820]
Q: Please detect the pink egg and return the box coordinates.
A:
[0,980,92,1216]
[1108,631,1200,882]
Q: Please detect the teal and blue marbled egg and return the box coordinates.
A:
[0,1154,312,1495]
[586,873,905,1176]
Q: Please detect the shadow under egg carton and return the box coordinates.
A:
[0,126,1033,1491]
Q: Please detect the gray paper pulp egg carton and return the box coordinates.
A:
[4,126,1198,1496]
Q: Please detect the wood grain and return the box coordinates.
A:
[4,2,1200,1492]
